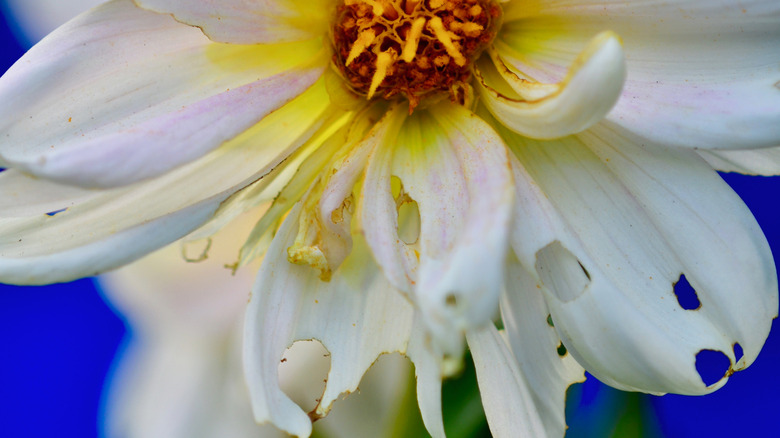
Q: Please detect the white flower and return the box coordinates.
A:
[0,1,778,437]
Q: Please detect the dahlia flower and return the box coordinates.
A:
[1,0,778,437]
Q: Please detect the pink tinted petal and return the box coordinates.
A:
[360,103,514,355]
[0,0,325,188]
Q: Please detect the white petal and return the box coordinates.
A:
[500,257,585,437]
[0,169,99,217]
[0,199,220,285]
[406,317,446,438]
[243,203,419,437]
[497,0,780,149]
[0,0,325,188]
[356,106,417,293]
[699,147,780,175]
[466,325,546,438]
[0,81,330,285]
[477,31,626,139]
[496,119,778,395]
[135,0,334,44]
[359,102,514,356]
[4,0,103,45]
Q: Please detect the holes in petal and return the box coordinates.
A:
[695,349,731,387]
[557,342,568,357]
[535,241,590,302]
[673,274,701,310]
[279,340,331,413]
[45,208,67,217]
[546,314,554,327]
[733,343,744,363]
[392,175,421,245]
[577,261,591,281]
[397,199,421,245]
[445,292,458,307]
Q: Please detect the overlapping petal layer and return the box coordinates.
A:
[468,326,547,438]
[497,0,780,149]
[494,116,778,395]
[0,170,99,217]
[0,82,330,284]
[500,258,585,437]
[699,147,780,175]
[0,0,325,188]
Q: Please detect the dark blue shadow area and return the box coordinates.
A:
[0,281,125,438]
[0,2,25,74]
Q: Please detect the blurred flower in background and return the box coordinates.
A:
[1,1,780,438]
[99,210,412,438]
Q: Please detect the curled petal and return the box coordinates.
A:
[477,31,626,140]
[134,0,335,44]
[497,0,780,149]
[0,0,325,188]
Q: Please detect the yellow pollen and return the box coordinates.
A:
[368,50,396,98]
[403,0,421,14]
[401,17,427,63]
[333,0,501,110]
[361,0,386,16]
[450,21,484,38]
[346,29,376,66]
[428,16,467,67]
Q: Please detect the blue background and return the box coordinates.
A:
[1,4,779,437]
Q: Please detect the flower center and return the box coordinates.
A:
[332,0,501,111]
